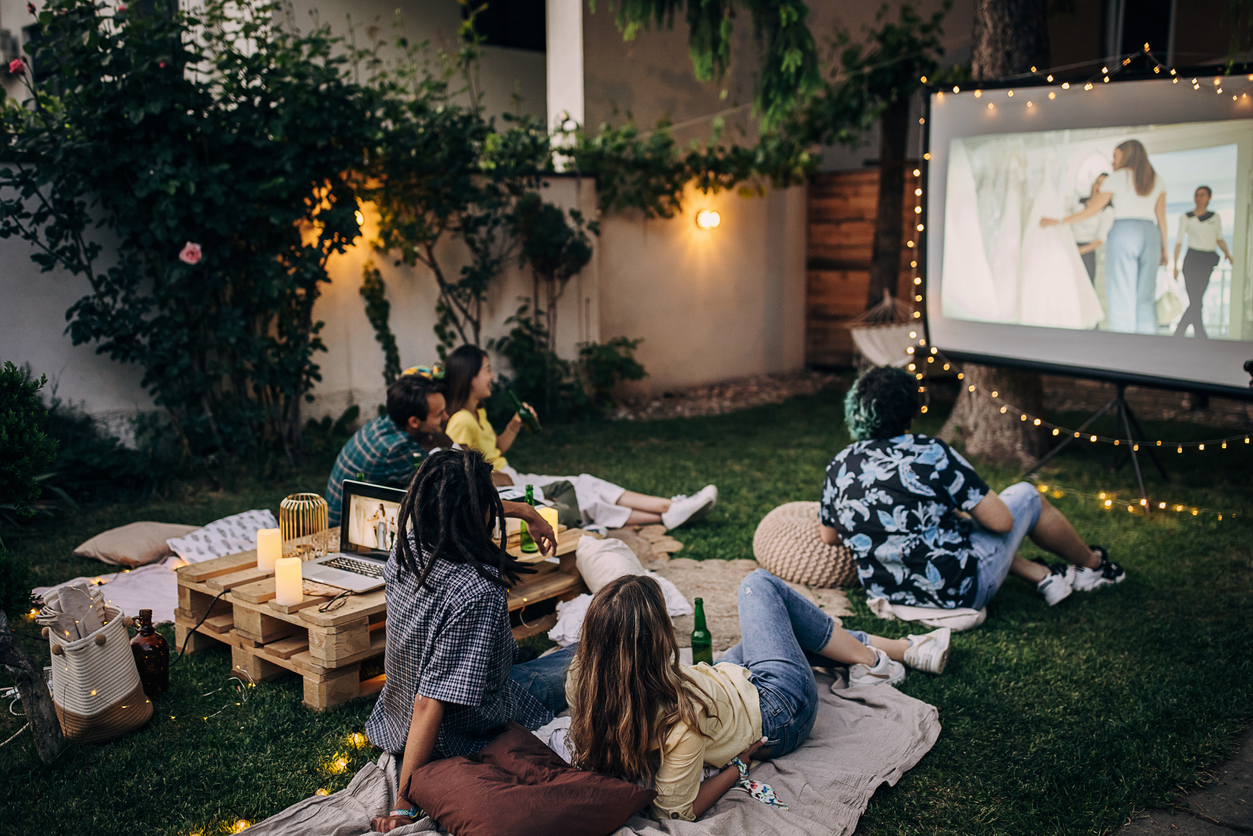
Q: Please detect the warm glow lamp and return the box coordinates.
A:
[694,209,721,230]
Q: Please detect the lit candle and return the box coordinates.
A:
[256,528,282,572]
[538,506,559,535]
[274,557,302,606]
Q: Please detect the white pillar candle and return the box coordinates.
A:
[538,506,559,535]
[274,557,303,606]
[256,528,282,572]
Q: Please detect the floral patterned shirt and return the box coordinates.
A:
[820,434,990,609]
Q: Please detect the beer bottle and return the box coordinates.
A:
[519,484,539,554]
[508,391,542,433]
[130,609,169,698]
[691,598,713,666]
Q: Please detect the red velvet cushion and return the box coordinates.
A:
[404,722,655,836]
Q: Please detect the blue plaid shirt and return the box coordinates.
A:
[365,547,552,758]
[325,415,426,527]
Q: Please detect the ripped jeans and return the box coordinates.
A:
[720,569,869,758]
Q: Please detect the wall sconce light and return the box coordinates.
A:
[695,209,721,230]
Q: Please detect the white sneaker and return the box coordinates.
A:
[903,627,951,674]
[1070,548,1126,592]
[1036,565,1074,606]
[849,647,906,687]
[661,485,718,530]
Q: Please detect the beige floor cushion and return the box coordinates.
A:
[73,521,199,568]
[753,501,857,588]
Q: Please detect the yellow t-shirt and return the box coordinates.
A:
[445,408,508,471]
[565,659,763,822]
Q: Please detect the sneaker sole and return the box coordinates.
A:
[1073,573,1125,592]
[851,669,906,687]
[665,496,716,530]
[1041,581,1073,606]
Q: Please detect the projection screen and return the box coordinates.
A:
[925,74,1253,397]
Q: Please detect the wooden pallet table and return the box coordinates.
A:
[174,528,589,710]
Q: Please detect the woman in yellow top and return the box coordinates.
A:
[443,345,717,531]
[566,572,951,821]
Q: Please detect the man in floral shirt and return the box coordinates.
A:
[819,367,1125,610]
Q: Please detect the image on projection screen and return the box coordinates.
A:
[941,120,1247,341]
[346,494,401,553]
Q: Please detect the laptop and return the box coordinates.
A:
[303,480,406,593]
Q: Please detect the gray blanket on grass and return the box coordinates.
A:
[244,672,940,836]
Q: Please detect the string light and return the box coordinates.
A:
[1034,482,1240,522]
[957,381,1253,452]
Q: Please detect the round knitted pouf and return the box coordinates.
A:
[752,501,857,588]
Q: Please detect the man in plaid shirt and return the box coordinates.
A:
[325,375,449,527]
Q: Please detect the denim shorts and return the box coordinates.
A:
[970,482,1042,609]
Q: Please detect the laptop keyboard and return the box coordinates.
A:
[321,556,383,579]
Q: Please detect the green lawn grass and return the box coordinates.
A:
[2,388,1250,836]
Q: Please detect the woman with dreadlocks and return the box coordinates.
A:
[365,449,563,833]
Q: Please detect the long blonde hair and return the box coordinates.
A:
[1114,139,1157,197]
[567,575,715,781]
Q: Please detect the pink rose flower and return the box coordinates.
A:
[118,3,126,9]
[8,59,26,75]
[27,2,35,14]
[178,242,202,265]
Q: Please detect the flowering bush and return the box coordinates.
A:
[0,0,379,464]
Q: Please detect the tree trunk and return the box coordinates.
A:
[940,0,1051,464]
[939,364,1048,466]
[971,0,1050,79]
[868,96,910,309]
[0,610,64,763]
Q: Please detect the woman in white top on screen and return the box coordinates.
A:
[1071,174,1114,285]
[1172,185,1232,339]
[1041,140,1168,334]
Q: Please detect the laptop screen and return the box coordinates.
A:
[341,481,405,554]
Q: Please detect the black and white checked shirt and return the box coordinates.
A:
[365,545,551,758]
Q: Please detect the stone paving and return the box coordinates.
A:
[1120,730,1252,835]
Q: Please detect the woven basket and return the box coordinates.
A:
[753,502,857,588]
[47,604,153,744]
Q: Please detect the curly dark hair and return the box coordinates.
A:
[394,448,534,591]
[844,366,918,441]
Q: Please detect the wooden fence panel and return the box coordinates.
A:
[806,169,921,367]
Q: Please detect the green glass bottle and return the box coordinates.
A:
[690,598,713,666]
[519,484,539,554]
[508,390,541,433]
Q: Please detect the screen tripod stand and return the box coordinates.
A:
[1023,383,1167,511]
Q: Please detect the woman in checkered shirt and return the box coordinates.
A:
[365,450,564,833]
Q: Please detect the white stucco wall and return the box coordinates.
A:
[597,183,808,395]
[311,176,600,421]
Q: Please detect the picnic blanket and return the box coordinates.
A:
[243,671,941,836]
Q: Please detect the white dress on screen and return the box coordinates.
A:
[940,139,1006,322]
[1018,152,1104,329]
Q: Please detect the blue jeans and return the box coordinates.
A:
[970,482,1042,609]
[1106,219,1161,334]
[720,569,869,758]
[509,645,575,715]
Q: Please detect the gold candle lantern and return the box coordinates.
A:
[279,493,330,561]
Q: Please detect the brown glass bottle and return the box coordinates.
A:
[130,609,169,698]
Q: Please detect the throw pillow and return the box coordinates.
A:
[404,722,655,836]
[166,509,279,563]
[575,536,647,594]
[73,522,200,568]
